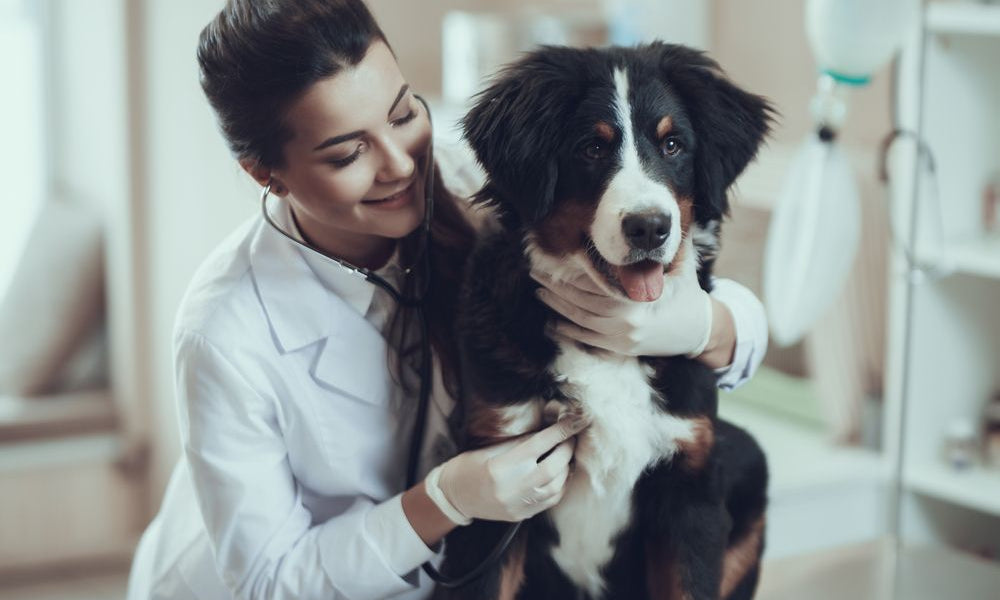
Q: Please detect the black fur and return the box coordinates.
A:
[438,43,773,600]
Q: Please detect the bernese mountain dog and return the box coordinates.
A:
[436,42,773,600]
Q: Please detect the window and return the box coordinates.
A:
[0,0,46,293]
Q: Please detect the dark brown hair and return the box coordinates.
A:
[198,0,389,169]
[198,0,475,398]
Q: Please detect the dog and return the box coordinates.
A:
[436,42,772,600]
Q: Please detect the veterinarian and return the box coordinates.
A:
[126,1,768,599]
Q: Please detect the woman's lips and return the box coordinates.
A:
[362,182,414,209]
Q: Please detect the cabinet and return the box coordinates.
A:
[887,0,1000,558]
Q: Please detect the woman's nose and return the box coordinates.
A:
[376,138,415,182]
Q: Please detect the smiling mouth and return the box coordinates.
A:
[585,239,668,302]
[363,182,413,204]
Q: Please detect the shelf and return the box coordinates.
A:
[905,461,1000,516]
[720,400,887,496]
[946,232,1000,279]
[914,232,1000,279]
[928,2,1000,37]
[0,390,116,442]
[759,538,1000,599]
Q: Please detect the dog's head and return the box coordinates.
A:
[462,43,773,301]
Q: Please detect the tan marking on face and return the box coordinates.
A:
[668,196,695,273]
[720,515,765,598]
[595,121,615,142]
[534,199,599,257]
[677,416,715,472]
[656,115,675,139]
[498,536,528,600]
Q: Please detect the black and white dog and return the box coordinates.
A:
[438,43,772,600]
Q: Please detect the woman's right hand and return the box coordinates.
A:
[438,415,589,522]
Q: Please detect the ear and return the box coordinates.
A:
[461,46,586,227]
[239,158,288,196]
[648,42,775,219]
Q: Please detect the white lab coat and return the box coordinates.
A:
[127,200,458,600]
[127,141,768,600]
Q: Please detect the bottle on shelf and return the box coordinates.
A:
[943,417,980,471]
[983,393,1000,469]
[983,171,999,233]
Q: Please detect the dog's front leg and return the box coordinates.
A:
[432,519,528,600]
[644,469,728,600]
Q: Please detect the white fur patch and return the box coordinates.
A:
[547,344,697,597]
[589,69,682,266]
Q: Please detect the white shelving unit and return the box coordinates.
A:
[905,463,1000,517]
[887,0,1000,558]
[937,233,1000,279]
[927,1,1000,36]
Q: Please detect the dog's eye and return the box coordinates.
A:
[660,137,683,157]
[582,142,608,161]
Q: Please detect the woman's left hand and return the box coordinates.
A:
[531,269,717,359]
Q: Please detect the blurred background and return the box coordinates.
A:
[1,0,999,598]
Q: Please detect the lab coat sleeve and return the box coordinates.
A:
[175,330,435,600]
[708,278,768,390]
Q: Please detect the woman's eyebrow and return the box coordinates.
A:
[312,84,410,152]
[387,84,410,117]
[313,130,364,151]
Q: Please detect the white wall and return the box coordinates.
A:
[49,0,255,505]
[138,0,258,500]
[46,0,151,509]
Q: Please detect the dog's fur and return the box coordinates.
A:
[436,43,772,600]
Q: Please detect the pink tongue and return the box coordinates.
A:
[616,260,665,302]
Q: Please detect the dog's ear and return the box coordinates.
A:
[647,42,774,218]
[462,46,586,227]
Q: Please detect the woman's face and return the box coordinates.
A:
[269,41,431,267]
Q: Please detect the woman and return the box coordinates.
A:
[127,1,768,599]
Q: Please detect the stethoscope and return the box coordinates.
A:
[260,95,519,588]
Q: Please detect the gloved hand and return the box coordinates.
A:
[532,268,714,358]
[431,415,589,523]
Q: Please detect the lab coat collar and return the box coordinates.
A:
[249,202,375,354]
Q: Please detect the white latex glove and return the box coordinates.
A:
[532,269,714,358]
[432,415,588,523]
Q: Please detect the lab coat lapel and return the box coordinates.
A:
[249,215,337,354]
[312,305,396,408]
[250,214,394,406]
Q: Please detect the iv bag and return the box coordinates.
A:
[763,135,860,347]
[806,0,920,82]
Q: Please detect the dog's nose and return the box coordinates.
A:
[622,212,671,251]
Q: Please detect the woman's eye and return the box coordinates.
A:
[583,142,607,160]
[391,109,417,127]
[327,143,366,168]
[661,137,683,157]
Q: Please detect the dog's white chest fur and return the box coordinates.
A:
[547,343,695,597]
